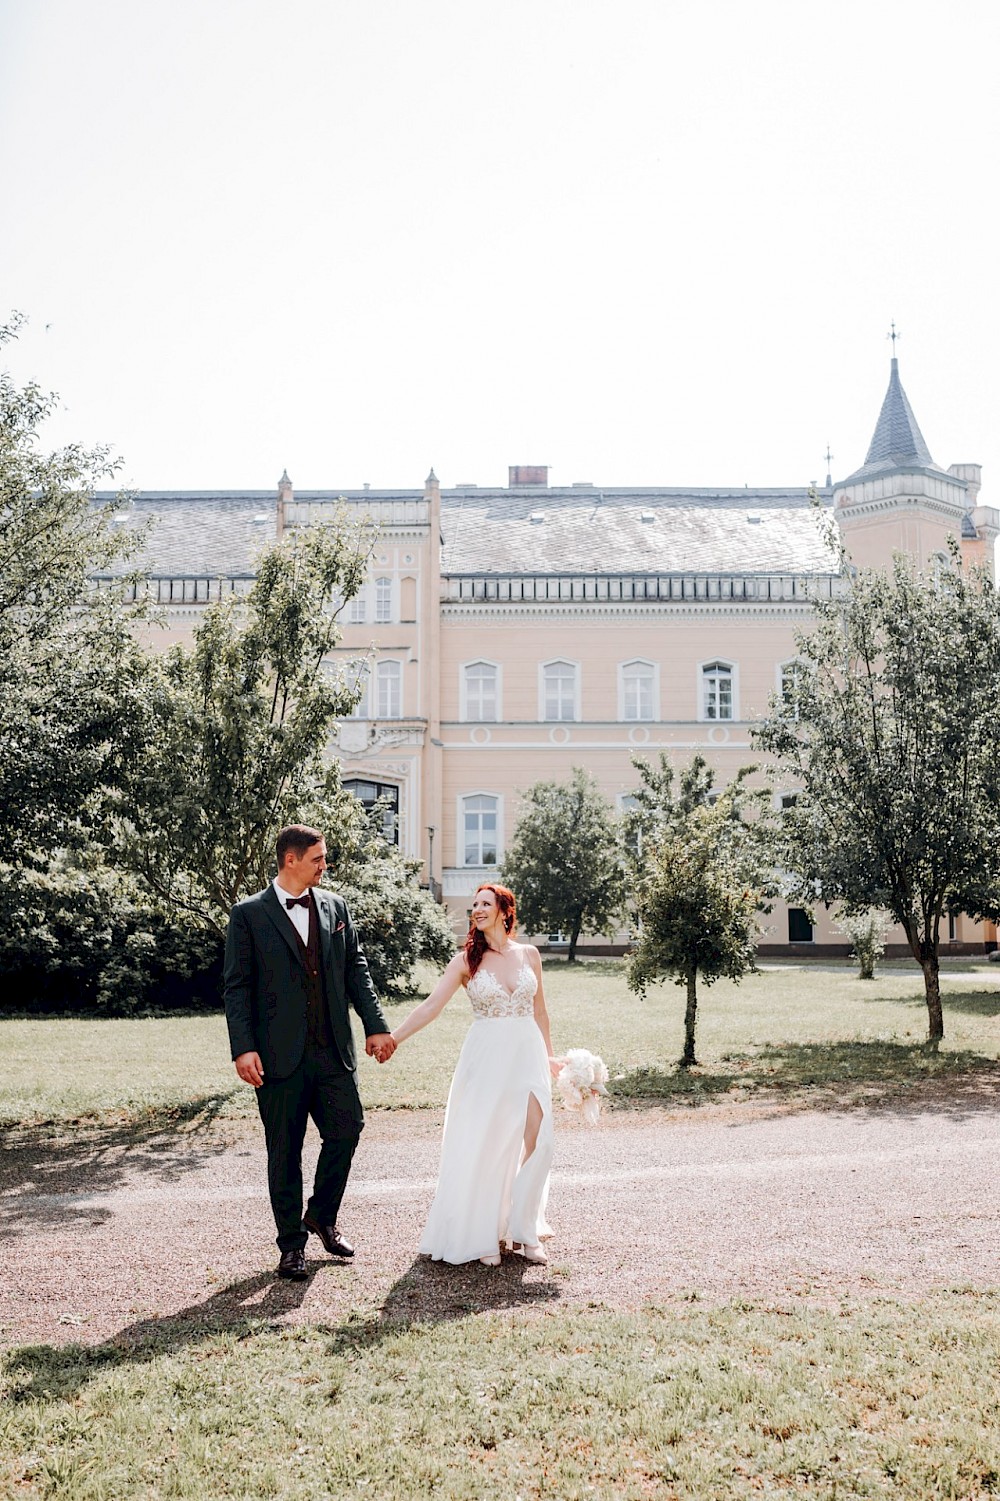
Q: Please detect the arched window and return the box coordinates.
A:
[778,659,803,715]
[541,660,578,721]
[701,661,734,721]
[462,661,499,722]
[462,794,499,866]
[375,577,393,623]
[620,660,655,721]
[376,659,402,719]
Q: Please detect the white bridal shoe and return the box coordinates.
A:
[517,1245,547,1265]
[479,1254,501,1266]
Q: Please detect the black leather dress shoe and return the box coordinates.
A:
[303,1215,355,1257]
[277,1248,307,1280]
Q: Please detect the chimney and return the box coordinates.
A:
[277,469,293,539]
[508,465,549,488]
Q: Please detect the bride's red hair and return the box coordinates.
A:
[464,883,517,978]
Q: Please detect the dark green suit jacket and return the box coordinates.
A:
[223,886,388,1081]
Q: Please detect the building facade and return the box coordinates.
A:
[111,360,1000,952]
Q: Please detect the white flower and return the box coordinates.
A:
[556,1048,609,1124]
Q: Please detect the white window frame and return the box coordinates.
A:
[776,658,804,716]
[375,659,402,719]
[374,576,393,624]
[344,658,371,719]
[698,658,738,722]
[459,659,502,723]
[349,589,367,624]
[618,658,658,722]
[458,791,503,868]
[539,658,580,722]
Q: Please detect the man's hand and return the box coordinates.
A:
[366,1033,397,1064]
[234,1051,264,1088]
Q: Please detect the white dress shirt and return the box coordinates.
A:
[273,877,311,945]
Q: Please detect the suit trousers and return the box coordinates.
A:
[255,1044,364,1252]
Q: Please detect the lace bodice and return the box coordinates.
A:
[467,959,538,1019]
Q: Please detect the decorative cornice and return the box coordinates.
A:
[440,601,827,622]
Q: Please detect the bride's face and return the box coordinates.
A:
[471,889,500,931]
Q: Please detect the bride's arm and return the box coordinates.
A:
[526,946,561,1074]
[391,951,469,1047]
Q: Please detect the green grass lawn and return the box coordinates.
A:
[2,958,997,1128]
[4,1294,998,1499]
[4,961,1000,1499]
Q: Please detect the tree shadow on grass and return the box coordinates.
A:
[610,1043,1000,1122]
[0,1093,239,1243]
[864,988,1000,1018]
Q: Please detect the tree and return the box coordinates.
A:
[833,908,892,981]
[119,519,455,990]
[624,754,775,1067]
[499,767,627,961]
[0,314,148,861]
[754,549,1000,1044]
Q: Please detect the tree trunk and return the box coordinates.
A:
[920,951,944,1046]
[680,969,698,1068]
[567,913,583,963]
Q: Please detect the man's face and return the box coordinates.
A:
[285,839,328,888]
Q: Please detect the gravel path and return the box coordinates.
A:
[3,1078,999,1349]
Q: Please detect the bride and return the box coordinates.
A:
[388,883,561,1266]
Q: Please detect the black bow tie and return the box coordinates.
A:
[284,895,310,909]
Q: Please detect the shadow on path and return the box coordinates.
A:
[0,1094,237,1242]
[4,1251,559,1403]
[4,1265,314,1402]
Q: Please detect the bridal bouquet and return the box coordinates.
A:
[556,1049,610,1125]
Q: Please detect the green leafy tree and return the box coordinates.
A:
[499,767,627,961]
[833,908,892,981]
[0,314,148,860]
[624,754,775,1067]
[754,550,1000,1043]
[120,520,454,991]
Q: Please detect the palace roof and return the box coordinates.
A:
[103,485,839,580]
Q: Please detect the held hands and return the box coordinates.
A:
[548,1055,566,1079]
[234,1052,264,1088]
[366,1033,397,1065]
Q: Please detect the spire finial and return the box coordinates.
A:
[887,319,901,356]
[824,444,833,488]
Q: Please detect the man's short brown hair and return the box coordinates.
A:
[276,824,324,868]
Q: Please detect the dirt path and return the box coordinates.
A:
[3,1080,999,1349]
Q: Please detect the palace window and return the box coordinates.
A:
[788,907,814,943]
[702,661,734,721]
[462,661,499,722]
[376,660,402,719]
[779,659,803,716]
[462,794,498,866]
[349,590,366,624]
[620,659,655,721]
[347,660,370,718]
[375,577,393,623]
[542,660,578,721]
[343,778,399,845]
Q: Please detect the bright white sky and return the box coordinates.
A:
[1,0,997,497]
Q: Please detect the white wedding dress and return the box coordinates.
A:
[419,957,554,1264]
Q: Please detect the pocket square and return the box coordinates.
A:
[335,921,346,933]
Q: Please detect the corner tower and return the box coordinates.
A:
[833,357,970,570]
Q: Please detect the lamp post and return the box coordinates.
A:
[427,826,435,885]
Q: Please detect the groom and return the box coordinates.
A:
[224,823,396,1280]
